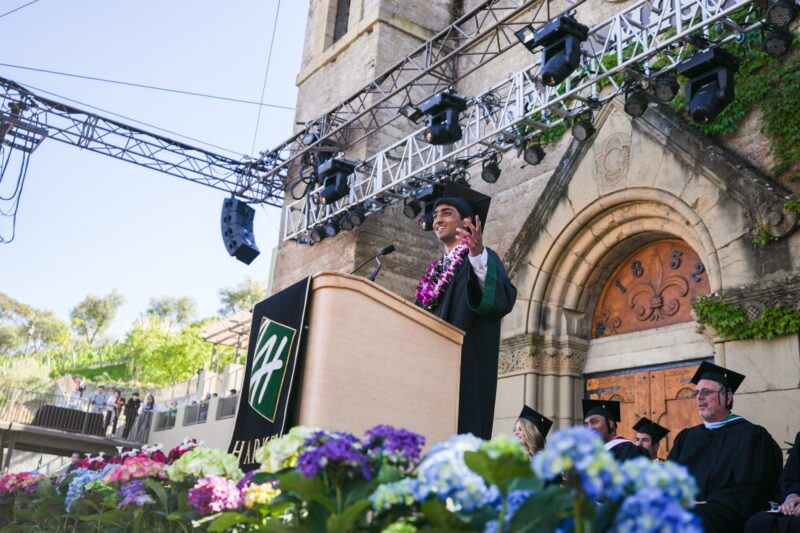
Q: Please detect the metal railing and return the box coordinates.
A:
[216,395,239,419]
[0,387,147,443]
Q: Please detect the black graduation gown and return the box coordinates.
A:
[667,418,783,533]
[417,248,516,440]
[745,431,800,533]
[609,440,651,462]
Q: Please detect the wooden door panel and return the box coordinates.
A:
[585,363,703,459]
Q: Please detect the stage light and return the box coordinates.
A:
[399,102,423,123]
[766,0,797,28]
[523,143,545,165]
[346,206,366,228]
[403,199,421,219]
[419,91,468,145]
[521,15,589,87]
[654,74,680,103]
[302,131,318,146]
[624,88,649,117]
[309,226,326,244]
[571,117,595,141]
[677,47,739,124]
[514,25,536,47]
[418,210,434,231]
[324,219,340,238]
[481,156,501,184]
[763,28,793,57]
[316,157,356,205]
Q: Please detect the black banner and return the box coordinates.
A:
[228,277,311,470]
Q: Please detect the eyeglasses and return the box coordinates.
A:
[690,388,723,399]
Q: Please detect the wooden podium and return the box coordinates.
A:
[295,272,464,446]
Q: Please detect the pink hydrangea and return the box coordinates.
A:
[187,476,243,516]
[104,456,166,483]
[0,472,44,495]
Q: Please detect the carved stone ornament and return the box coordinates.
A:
[593,239,710,338]
[593,132,631,186]
[498,334,539,375]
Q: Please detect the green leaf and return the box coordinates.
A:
[326,499,372,531]
[421,499,472,530]
[463,450,533,493]
[143,477,170,511]
[277,470,335,513]
[206,511,249,532]
[509,485,572,533]
[76,509,127,527]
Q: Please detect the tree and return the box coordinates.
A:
[124,316,215,386]
[0,292,71,356]
[217,277,267,315]
[146,296,197,325]
[69,290,125,346]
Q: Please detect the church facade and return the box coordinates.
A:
[272,0,800,457]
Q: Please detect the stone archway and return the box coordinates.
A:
[491,101,795,436]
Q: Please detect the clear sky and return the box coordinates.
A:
[0,0,310,335]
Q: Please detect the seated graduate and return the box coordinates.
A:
[668,362,783,533]
[513,405,553,457]
[633,416,670,461]
[582,399,650,462]
[745,430,800,533]
[414,182,517,440]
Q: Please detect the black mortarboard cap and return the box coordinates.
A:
[582,399,621,422]
[433,181,491,227]
[519,405,554,438]
[690,361,745,393]
[632,417,670,443]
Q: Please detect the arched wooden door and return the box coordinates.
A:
[585,239,709,459]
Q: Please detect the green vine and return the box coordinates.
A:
[692,295,800,341]
[673,31,800,182]
[753,222,780,245]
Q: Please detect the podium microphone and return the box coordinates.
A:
[350,244,396,282]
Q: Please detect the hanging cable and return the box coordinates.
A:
[0,62,295,110]
[0,0,38,19]
[250,0,283,156]
[7,79,245,157]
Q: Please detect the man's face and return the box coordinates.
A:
[98,387,104,394]
[584,414,613,442]
[432,204,467,245]
[71,453,80,464]
[634,432,658,459]
[694,379,731,422]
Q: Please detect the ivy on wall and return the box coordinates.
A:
[673,31,800,182]
[692,295,800,341]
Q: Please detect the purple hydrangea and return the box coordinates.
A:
[297,431,371,480]
[236,469,256,490]
[187,476,243,516]
[364,425,425,467]
[118,480,153,508]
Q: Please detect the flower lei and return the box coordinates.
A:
[416,242,469,311]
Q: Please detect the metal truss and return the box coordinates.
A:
[0,77,283,205]
[248,0,583,195]
[283,0,761,242]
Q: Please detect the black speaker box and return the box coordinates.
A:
[221,198,260,264]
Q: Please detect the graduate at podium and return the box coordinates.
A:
[415,182,517,439]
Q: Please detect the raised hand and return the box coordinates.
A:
[455,215,484,257]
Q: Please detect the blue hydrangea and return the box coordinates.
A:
[369,433,492,514]
[610,487,702,532]
[531,426,624,501]
[414,434,490,512]
[64,464,118,511]
[370,477,418,512]
[483,489,533,533]
[620,457,698,508]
